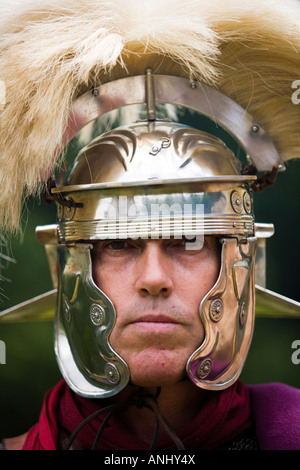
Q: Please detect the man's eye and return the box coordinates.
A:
[170,237,196,247]
[107,240,127,250]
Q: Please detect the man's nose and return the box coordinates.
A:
[135,242,174,297]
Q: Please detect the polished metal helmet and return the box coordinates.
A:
[37,72,284,398]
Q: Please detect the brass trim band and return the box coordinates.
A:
[57,215,254,242]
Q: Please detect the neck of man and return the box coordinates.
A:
[111,379,207,446]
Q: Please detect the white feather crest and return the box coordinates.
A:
[0,0,300,232]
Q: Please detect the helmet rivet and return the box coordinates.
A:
[90,303,105,326]
[64,204,76,221]
[197,358,212,380]
[150,146,160,155]
[230,190,243,214]
[105,363,120,384]
[243,192,252,214]
[209,298,223,322]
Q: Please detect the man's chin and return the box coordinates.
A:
[129,369,187,389]
[113,346,194,388]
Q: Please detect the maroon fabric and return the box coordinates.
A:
[249,382,300,450]
[22,379,252,450]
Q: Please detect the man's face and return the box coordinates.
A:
[92,237,220,388]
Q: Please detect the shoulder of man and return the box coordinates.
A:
[0,432,29,450]
[248,382,300,450]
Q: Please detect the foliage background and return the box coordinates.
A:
[0,108,299,439]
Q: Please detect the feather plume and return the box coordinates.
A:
[0,0,300,232]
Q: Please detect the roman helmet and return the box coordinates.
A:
[0,0,300,398]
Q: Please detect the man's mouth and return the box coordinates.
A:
[128,314,180,333]
[134,314,178,324]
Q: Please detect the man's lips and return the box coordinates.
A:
[130,314,179,324]
[126,314,182,333]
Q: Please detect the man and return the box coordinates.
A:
[0,0,300,450]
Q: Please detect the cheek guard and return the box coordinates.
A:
[55,243,129,397]
[187,237,257,390]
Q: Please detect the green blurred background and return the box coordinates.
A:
[0,108,299,439]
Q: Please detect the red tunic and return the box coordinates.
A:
[21,379,253,450]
